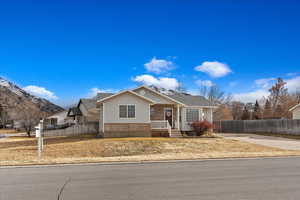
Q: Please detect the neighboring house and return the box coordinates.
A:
[289,103,300,119]
[97,85,217,138]
[46,110,72,127]
[67,93,114,124]
[67,107,82,123]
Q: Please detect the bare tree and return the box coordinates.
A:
[263,99,273,119]
[9,103,46,137]
[213,104,233,121]
[230,101,244,120]
[200,85,232,105]
[268,78,288,112]
[199,84,232,121]
[0,104,10,127]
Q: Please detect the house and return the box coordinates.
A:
[67,107,82,123]
[45,110,73,127]
[289,103,300,119]
[97,85,217,138]
[67,93,114,124]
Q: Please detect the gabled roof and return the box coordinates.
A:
[167,93,215,107]
[79,98,97,110]
[78,93,115,110]
[95,93,115,100]
[97,90,155,104]
[134,85,215,107]
[289,103,300,111]
[67,107,82,116]
[133,85,185,106]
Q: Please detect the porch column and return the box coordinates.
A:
[177,105,180,130]
[200,108,203,120]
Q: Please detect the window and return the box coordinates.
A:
[119,105,127,118]
[186,109,199,122]
[119,105,135,118]
[128,105,135,118]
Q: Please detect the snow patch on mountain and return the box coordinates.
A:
[0,77,63,114]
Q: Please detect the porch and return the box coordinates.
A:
[150,104,182,137]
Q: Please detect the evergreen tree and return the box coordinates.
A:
[253,100,262,119]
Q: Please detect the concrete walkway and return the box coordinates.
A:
[221,133,300,151]
[0,132,26,140]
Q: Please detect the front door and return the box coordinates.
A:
[164,108,173,127]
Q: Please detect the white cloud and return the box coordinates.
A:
[254,78,276,89]
[233,89,269,103]
[195,80,214,87]
[254,76,300,92]
[195,61,232,78]
[233,76,300,103]
[23,85,58,100]
[186,89,200,96]
[87,87,115,98]
[133,74,179,90]
[144,57,175,74]
[286,76,300,93]
[286,72,298,77]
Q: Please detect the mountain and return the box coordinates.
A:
[0,77,64,118]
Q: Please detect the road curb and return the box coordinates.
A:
[2,155,300,169]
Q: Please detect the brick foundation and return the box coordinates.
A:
[103,123,151,138]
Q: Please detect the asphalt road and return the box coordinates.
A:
[1,158,300,200]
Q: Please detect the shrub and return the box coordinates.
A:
[190,120,214,136]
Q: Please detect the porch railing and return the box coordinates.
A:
[151,120,171,136]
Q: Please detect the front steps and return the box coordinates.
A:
[170,129,182,138]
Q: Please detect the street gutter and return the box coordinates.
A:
[2,155,300,169]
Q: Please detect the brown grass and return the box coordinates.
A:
[1,135,300,166]
[0,129,20,134]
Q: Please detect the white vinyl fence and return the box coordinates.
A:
[43,123,99,137]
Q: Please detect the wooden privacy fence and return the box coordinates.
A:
[43,122,99,137]
[214,119,300,135]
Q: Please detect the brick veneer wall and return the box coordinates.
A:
[103,123,151,137]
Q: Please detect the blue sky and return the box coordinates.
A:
[1,0,300,106]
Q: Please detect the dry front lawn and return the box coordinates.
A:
[0,129,19,134]
[1,135,300,166]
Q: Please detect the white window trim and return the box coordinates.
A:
[186,108,200,123]
[118,104,136,119]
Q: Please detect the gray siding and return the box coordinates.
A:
[180,107,212,131]
[103,92,151,123]
[134,88,175,104]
